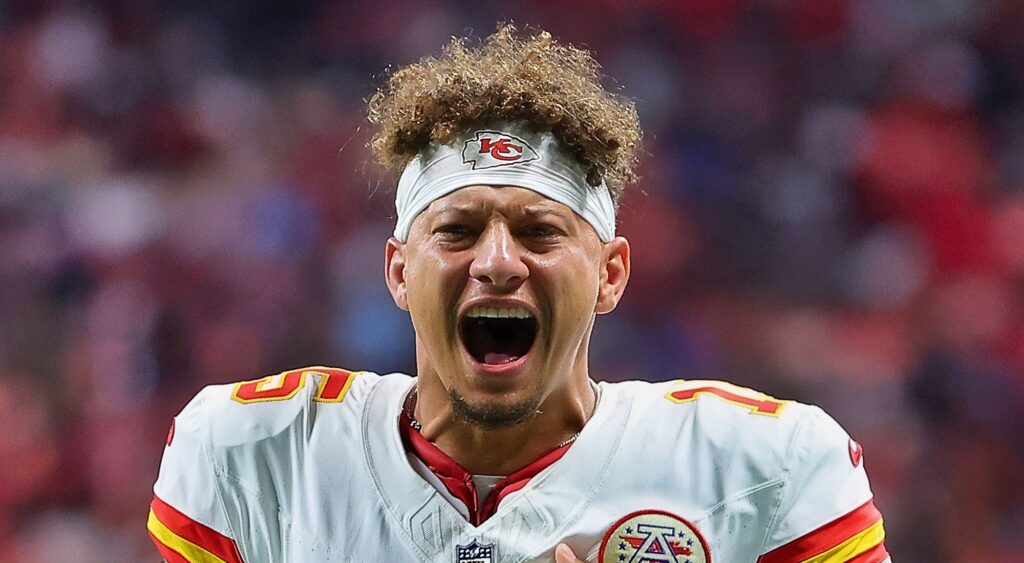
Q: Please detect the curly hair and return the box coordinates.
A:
[367,24,642,204]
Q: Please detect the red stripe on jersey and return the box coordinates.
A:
[150,496,244,563]
[847,541,890,563]
[757,499,883,563]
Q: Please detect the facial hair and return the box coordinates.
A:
[448,386,544,429]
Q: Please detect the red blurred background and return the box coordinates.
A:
[1,1,1023,561]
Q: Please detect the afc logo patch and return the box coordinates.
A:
[462,130,540,169]
[599,510,710,563]
[456,539,494,563]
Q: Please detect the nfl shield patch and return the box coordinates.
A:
[456,539,494,563]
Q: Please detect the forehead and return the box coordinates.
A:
[421,185,578,218]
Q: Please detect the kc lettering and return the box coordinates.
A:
[462,130,540,169]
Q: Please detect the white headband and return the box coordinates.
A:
[393,122,617,242]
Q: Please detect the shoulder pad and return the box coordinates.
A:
[186,366,377,448]
[637,379,817,480]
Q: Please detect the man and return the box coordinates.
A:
[148,26,890,562]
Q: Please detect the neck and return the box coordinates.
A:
[409,372,597,476]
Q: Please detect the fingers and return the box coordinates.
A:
[554,542,584,563]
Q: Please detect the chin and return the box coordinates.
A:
[447,385,544,429]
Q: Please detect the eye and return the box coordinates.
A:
[522,223,562,240]
[434,223,474,241]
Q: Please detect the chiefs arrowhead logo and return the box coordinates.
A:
[462,131,540,170]
[849,438,864,467]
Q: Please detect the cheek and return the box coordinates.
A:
[405,256,465,336]
[407,252,457,295]
[535,252,601,320]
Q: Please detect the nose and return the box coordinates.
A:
[469,222,529,288]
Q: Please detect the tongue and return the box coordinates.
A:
[484,352,519,365]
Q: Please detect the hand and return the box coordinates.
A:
[554,543,585,563]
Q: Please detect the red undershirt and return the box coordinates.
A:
[398,410,573,526]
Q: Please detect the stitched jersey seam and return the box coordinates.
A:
[757,406,813,554]
[200,394,248,562]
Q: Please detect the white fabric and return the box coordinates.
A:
[393,122,617,242]
[153,370,887,562]
[471,474,504,512]
[405,453,468,516]
[405,454,503,519]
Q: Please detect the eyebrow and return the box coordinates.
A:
[435,202,483,214]
[521,204,570,217]
[431,201,571,218]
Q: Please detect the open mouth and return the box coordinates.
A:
[459,306,538,366]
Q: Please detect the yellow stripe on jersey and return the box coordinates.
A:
[801,519,886,563]
[147,509,229,563]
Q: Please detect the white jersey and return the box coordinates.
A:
[148,367,890,563]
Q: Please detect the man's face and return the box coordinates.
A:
[386,185,630,428]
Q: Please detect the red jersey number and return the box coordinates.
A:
[665,380,788,417]
[231,367,357,404]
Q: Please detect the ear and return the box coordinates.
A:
[385,237,409,311]
[595,236,630,314]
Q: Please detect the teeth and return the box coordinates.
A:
[465,306,534,319]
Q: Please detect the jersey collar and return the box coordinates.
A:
[398,409,574,526]
[361,374,630,560]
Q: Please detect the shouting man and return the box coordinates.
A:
[148,26,890,562]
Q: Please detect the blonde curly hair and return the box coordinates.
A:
[367,24,642,205]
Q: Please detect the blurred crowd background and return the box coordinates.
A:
[1,0,1022,561]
